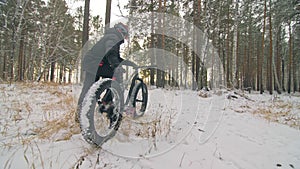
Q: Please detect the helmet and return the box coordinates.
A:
[114,22,129,39]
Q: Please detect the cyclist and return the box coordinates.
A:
[77,22,129,123]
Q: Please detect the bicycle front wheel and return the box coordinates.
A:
[80,78,124,146]
[130,82,148,118]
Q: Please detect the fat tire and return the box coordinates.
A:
[130,82,148,117]
[80,79,124,146]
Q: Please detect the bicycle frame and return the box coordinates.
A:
[116,60,156,108]
[124,69,144,106]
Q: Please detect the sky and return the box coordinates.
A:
[89,0,128,22]
[67,0,128,24]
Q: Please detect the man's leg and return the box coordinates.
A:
[98,66,114,104]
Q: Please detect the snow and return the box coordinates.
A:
[0,83,299,169]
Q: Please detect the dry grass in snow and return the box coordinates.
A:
[0,82,80,146]
[1,83,299,169]
[228,91,300,130]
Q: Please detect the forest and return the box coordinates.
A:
[0,0,299,94]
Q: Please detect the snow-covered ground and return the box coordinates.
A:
[0,83,299,169]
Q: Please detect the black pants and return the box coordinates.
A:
[95,63,123,103]
[95,62,114,80]
[95,63,114,103]
[78,62,124,114]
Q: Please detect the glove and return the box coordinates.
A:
[105,50,120,68]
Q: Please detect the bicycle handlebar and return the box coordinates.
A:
[120,60,157,70]
[135,65,157,70]
[120,60,137,68]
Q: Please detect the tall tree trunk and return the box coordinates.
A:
[288,20,292,94]
[59,63,64,83]
[50,60,55,82]
[156,0,164,88]
[10,23,16,82]
[292,37,297,92]
[226,3,231,88]
[235,29,240,88]
[260,0,267,94]
[162,0,166,87]
[243,43,247,88]
[150,0,155,86]
[275,26,282,94]
[257,37,261,91]
[18,29,25,81]
[282,56,285,92]
[3,50,7,80]
[248,20,253,89]
[27,41,33,81]
[193,0,201,90]
[69,68,72,83]
[268,0,273,94]
[105,0,112,29]
[192,52,196,89]
[233,0,239,89]
[184,45,189,89]
[82,0,90,47]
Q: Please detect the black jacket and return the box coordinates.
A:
[82,27,124,74]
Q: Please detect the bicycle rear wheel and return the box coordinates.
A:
[130,82,148,118]
[80,78,124,146]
